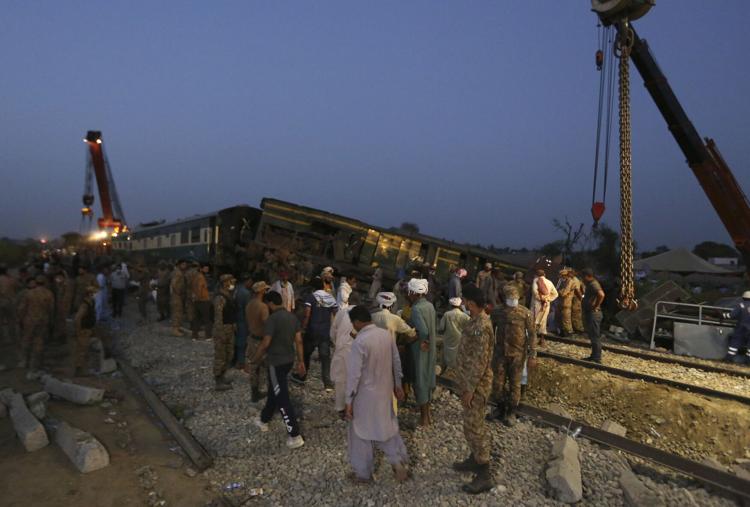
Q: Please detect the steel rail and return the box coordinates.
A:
[543,333,750,379]
[516,404,750,501]
[435,377,750,501]
[119,359,213,471]
[537,350,750,406]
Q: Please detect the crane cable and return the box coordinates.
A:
[591,25,616,226]
[616,22,638,311]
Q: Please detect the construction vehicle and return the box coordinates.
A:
[589,0,750,313]
[81,130,129,244]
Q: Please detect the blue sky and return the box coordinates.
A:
[1,1,748,250]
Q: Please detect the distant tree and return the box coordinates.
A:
[590,223,620,277]
[552,217,585,265]
[61,232,83,248]
[692,241,738,260]
[539,240,565,258]
[399,222,420,234]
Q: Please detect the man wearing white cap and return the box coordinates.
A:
[321,267,336,297]
[438,297,470,372]
[407,278,437,426]
[371,292,416,342]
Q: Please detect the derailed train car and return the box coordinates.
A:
[113,197,524,281]
[255,198,524,282]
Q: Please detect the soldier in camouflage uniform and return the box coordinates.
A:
[507,272,529,307]
[556,268,574,336]
[133,264,152,322]
[52,270,71,342]
[73,266,97,313]
[213,274,237,391]
[170,259,188,336]
[452,286,495,494]
[184,260,199,328]
[569,270,585,334]
[0,264,19,344]
[489,285,536,426]
[17,275,54,370]
[72,285,98,376]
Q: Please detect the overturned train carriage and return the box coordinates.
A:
[255,198,525,282]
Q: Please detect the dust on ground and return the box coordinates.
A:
[527,358,750,465]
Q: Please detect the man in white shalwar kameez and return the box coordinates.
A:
[330,305,355,415]
[531,269,558,337]
[345,305,409,483]
[371,292,416,342]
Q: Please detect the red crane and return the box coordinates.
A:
[81,130,128,237]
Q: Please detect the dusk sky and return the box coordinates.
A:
[2,1,748,251]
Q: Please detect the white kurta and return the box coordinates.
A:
[270,280,295,312]
[531,276,558,333]
[371,308,415,341]
[337,281,353,309]
[330,308,354,411]
[346,324,403,441]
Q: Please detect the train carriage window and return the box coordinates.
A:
[191,227,200,243]
[157,236,162,248]
[170,234,176,247]
[181,229,189,244]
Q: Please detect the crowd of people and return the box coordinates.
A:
[0,248,615,494]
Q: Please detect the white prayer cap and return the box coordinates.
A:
[321,266,334,274]
[407,278,429,295]
[376,292,397,307]
[449,297,462,307]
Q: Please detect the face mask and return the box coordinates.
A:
[228,284,235,291]
[506,298,519,308]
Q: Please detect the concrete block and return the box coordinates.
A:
[547,403,572,419]
[8,393,49,452]
[54,421,110,473]
[546,457,582,503]
[0,387,14,405]
[92,338,117,374]
[619,467,665,507]
[25,392,50,420]
[551,435,579,463]
[43,375,104,405]
[601,420,628,437]
[546,434,582,503]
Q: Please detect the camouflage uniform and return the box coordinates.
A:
[73,272,96,312]
[455,311,494,465]
[490,299,535,408]
[507,278,529,306]
[0,272,19,342]
[213,289,236,378]
[184,265,198,324]
[134,266,151,320]
[73,294,97,370]
[17,279,54,369]
[570,276,585,333]
[557,275,574,335]
[53,276,71,341]
[170,267,186,333]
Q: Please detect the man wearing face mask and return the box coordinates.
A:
[212,274,237,391]
[489,285,535,426]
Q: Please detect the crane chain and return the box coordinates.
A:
[617,24,638,311]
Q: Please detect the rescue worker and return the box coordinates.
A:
[73,266,96,313]
[0,264,19,344]
[452,286,495,494]
[191,262,212,340]
[52,270,70,342]
[489,285,536,425]
[321,266,336,296]
[16,275,54,371]
[725,291,750,363]
[476,263,495,306]
[569,269,585,334]
[170,259,188,336]
[245,281,270,402]
[156,262,171,321]
[531,269,558,339]
[212,274,237,391]
[184,261,200,329]
[557,267,575,336]
[72,285,99,376]
[581,268,605,363]
[438,297,470,372]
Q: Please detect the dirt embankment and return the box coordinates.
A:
[527,359,750,465]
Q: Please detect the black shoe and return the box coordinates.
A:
[452,455,481,472]
[503,412,517,427]
[583,356,602,364]
[462,465,494,494]
[290,373,306,385]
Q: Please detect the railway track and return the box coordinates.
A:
[543,333,750,379]
[536,349,750,406]
[436,377,750,502]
